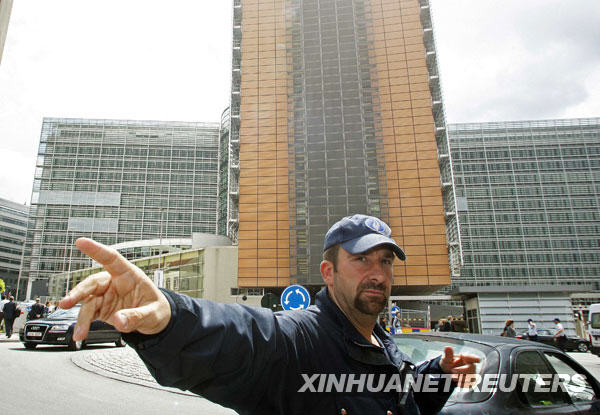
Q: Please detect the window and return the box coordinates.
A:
[514,351,569,407]
[543,352,598,403]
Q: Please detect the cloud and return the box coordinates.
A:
[431,0,600,123]
[0,149,35,204]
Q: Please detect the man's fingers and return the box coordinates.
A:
[72,296,101,341]
[60,271,111,310]
[75,238,136,277]
[450,354,482,367]
[443,346,454,361]
[458,354,481,364]
[111,302,165,334]
[450,363,477,375]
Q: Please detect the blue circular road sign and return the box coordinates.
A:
[280,284,311,311]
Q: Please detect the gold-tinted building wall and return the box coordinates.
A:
[368,0,450,288]
[237,0,450,291]
[237,0,291,288]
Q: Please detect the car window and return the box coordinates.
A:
[514,351,570,407]
[590,313,600,330]
[543,353,597,403]
[47,307,80,320]
[393,335,498,403]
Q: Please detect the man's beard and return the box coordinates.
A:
[354,282,388,315]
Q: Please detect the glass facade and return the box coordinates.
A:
[21,118,220,297]
[449,118,600,289]
[49,249,205,300]
[228,0,459,292]
[0,197,28,298]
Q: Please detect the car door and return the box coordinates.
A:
[512,349,579,414]
[537,330,556,347]
[541,351,600,414]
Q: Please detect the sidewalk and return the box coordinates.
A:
[0,332,19,342]
[71,346,196,396]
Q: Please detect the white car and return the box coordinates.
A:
[12,301,34,333]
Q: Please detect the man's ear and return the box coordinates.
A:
[320,260,334,286]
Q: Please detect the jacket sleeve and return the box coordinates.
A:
[413,356,456,414]
[123,289,290,413]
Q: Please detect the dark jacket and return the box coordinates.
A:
[2,301,17,320]
[125,288,455,414]
[29,302,45,319]
[439,321,452,332]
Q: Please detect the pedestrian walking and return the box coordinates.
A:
[501,320,516,337]
[2,296,17,338]
[553,318,567,351]
[526,318,538,341]
[60,214,480,415]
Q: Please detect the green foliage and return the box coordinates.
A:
[0,278,5,294]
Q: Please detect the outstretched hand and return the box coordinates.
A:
[439,346,481,388]
[59,238,171,341]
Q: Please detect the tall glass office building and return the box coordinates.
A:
[449,118,600,334]
[19,118,220,298]
[0,197,28,298]
[221,0,460,294]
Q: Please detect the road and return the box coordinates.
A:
[2,339,600,415]
[0,341,236,415]
[567,351,600,381]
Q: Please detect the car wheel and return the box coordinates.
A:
[24,342,37,350]
[68,337,84,351]
[577,342,589,353]
[115,336,126,348]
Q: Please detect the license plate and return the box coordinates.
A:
[28,332,42,337]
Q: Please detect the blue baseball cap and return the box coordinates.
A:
[323,214,406,260]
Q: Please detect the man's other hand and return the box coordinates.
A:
[59,238,171,341]
[439,346,481,388]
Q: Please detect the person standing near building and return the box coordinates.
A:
[28,298,45,320]
[501,320,516,337]
[2,296,17,338]
[440,316,453,332]
[44,300,54,317]
[553,318,567,351]
[0,294,8,332]
[526,318,538,341]
[59,214,480,415]
[391,311,402,334]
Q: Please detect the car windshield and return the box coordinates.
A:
[393,334,500,404]
[47,307,80,320]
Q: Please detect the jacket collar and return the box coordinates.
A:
[315,287,383,347]
[314,287,410,367]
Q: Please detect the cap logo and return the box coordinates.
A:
[365,217,385,234]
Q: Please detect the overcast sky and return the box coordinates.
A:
[1,0,598,205]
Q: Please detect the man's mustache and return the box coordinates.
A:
[358,282,387,293]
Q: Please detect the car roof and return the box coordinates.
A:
[394,331,558,350]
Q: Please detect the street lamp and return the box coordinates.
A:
[66,231,74,295]
[154,208,165,288]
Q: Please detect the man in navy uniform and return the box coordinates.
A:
[61,214,479,414]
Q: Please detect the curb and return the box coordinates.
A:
[70,346,197,397]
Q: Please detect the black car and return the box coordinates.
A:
[393,332,600,414]
[19,305,125,351]
[516,329,590,352]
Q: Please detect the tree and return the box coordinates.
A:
[0,278,5,295]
